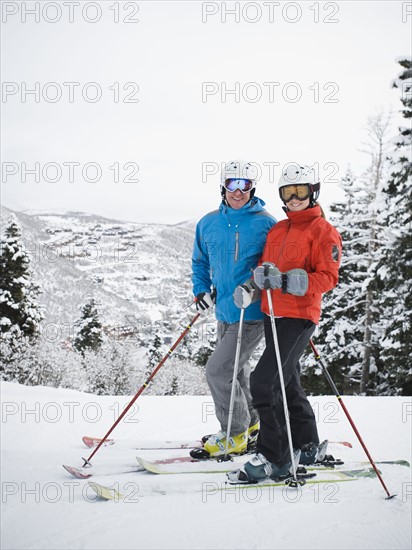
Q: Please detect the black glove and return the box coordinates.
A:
[196,289,216,315]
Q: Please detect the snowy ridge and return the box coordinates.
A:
[1,206,211,396]
[1,205,197,332]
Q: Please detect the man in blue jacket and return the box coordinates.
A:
[192,160,276,457]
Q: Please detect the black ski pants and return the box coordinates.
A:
[250,315,318,465]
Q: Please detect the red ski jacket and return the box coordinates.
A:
[260,205,342,325]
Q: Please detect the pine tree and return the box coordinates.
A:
[302,113,391,395]
[0,214,43,341]
[108,342,132,395]
[73,298,103,355]
[165,375,179,396]
[358,112,391,393]
[192,318,217,366]
[301,169,368,394]
[147,333,163,370]
[82,341,133,396]
[376,58,412,395]
[0,214,43,381]
[194,344,215,367]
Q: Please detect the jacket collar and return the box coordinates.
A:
[220,196,266,218]
[286,205,322,224]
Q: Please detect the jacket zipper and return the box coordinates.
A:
[235,232,239,262]
[276,222,291,265]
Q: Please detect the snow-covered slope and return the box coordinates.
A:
[1,382,411,550]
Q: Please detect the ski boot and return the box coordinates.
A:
[227,449,307,486]
[246,421,259,451]
[244,452,292,481]
[300,440,343,467]
[202,421,259,447]
[191,430,247,460]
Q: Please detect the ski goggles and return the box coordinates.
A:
[224,178,254,193]
[279,184,311,202]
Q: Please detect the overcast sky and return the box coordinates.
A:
[1,1,411,224]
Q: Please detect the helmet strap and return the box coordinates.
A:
[221,186,226,202]
[310,182,320,204]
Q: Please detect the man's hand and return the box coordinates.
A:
[233,279,260,309]
[196,292,215,315]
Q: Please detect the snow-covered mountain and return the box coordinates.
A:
[1,206,221,396]
[1,206,198,338]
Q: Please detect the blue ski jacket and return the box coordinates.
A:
[192,197,276,323]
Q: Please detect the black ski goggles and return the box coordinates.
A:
[280,184,311,202]
[224,178,254,193]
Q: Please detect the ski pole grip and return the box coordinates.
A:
[264,264,271,290]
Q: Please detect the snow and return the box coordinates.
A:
[1,382,411,550]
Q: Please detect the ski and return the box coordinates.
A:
[332,440,352,448]
[65,452,219,479]
[62,454,202,479]
[135,456,409,476]
[63,454,409,480]
[82,435,203,450]
[359,459,410,467]
[87,472,360,501]
[82,436,115,448]
[136,455,244,475]
[88,481,124,501]
[62,463,139,479]
[63,464,93,479]
[223,474,359,489]
[82,435,353,451]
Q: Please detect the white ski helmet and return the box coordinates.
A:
[278,164,320,206]
[220,160,258,200]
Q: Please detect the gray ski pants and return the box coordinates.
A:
[205,320,264,435]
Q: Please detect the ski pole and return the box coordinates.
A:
[309,339,395,499]
[82,312,200,467]
[223,307,245,461]
[265,279,300,486]
[183,298,197,312]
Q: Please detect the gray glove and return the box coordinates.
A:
[253,262,282,290]
[283,269,308,296]
[254,264,309,296]
[233,279,261,309]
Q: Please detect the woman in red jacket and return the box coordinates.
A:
[233,164,342,481]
